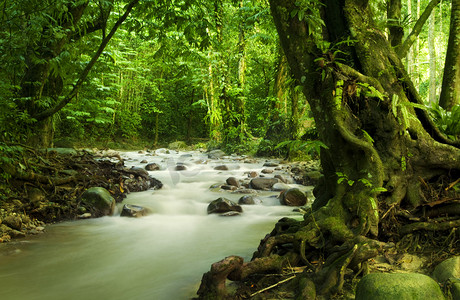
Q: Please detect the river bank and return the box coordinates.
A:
[0,147,320,299]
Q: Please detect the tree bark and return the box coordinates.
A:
[439,0,460,110]
[196,0,460,298]
[387,0,403,47]
[428,7,437,103]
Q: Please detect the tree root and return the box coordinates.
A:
[400,219,460,235]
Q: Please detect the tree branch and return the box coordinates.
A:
[33,0,139,122]
[396,0,441,58]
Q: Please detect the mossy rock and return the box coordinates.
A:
[80,187,115,217]
[355,273,445,300]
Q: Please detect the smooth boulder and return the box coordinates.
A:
[80,187,116,217]
[432,256,460,299]
[238,195,261,205]
[120,204,149,218]
[207,198,243,215]
[249,177,279,190]
[145,163,160,171]
[279,188,307,206]
[226,177,240,187]
[272,182,290,191]
[355,273,445,300]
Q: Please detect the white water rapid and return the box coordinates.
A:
[0,150,310,300]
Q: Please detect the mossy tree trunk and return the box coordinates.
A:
[196,0,460,298]
[439,0,460,110]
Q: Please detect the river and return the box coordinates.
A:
[0,150,310,300]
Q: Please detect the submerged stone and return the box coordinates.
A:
[207,197,243,215]
[120,204,149,218]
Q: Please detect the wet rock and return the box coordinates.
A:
[214,165,229,171]
[261,168,274,174]
[3,215,22,231]
[129,166,149,177]
[80,187,116,217]
[274,174,287,183]
[432,256,460,299]
[226,177,240,187]
[140,159,148,164]
[263,162,279,167]
[175,165,187,171]
[145,163,160,171]
[207,197,243,215]
[120,204,149,218]
[248,171,258,178]
[244,159,257,164]
[208,149,225,159]
[279,188,307,206]
[238,195,261,205]
[249,177,279,190]
[272,182,290,191]
[220,185,237,191]
[355,273,445,300]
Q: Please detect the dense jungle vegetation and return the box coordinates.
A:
[0,0,458,154]
[0,0,460,299]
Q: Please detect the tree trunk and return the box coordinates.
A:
[196,0,460,298]
[428,8,437,103]
[439,0,460,110]
[388,0,403,47]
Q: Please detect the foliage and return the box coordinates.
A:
[275,139,328,159]
[428,103,460,140]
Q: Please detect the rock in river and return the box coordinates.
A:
[207,197,243,215]
[279,188,307,206]
[226,177,240,187]
[120,204,149,218]
[145,163,160,171]
[249,177,279,190]
[80,187,116,217]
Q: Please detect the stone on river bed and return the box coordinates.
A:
[226,177,240,187]
[120,204,150,218]
[279,188,307,206]
[249,177,279,190]
[238,195,261,205]
[207,198,243,215]
[355,273,445,300]
[145,163,160,171]
[80,187,116,217]
[263,161,279,167]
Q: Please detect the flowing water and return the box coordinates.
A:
[0,150,309,300]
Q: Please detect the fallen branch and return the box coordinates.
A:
[400,219,460,235]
